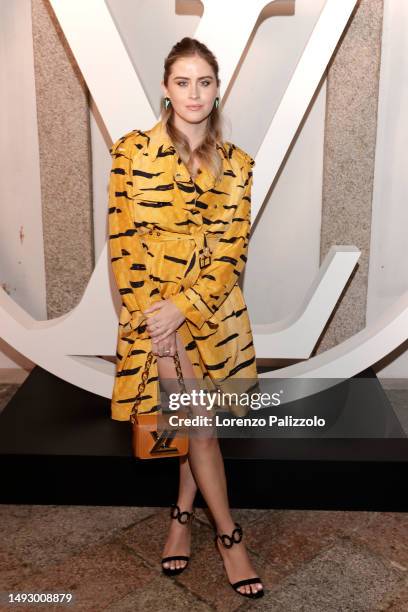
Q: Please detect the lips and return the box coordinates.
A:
[186,105,202,110]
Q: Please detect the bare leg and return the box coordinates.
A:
[160,333,263,596]
[156,349,198,572]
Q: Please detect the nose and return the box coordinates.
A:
[189,85,199,98]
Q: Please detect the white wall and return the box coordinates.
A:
[0,0,45,370]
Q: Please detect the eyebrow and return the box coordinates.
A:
[173,75,214,80]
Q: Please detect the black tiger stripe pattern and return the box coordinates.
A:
[108,119,259,421]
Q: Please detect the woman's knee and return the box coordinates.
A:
[189,431,218,450]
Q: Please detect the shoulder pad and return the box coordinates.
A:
[109,129,147,156]
[229,143,255,168]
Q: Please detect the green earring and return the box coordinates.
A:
[164,97,171,110]
[214,96,219,109]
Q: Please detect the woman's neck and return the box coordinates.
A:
[172,115,207,150]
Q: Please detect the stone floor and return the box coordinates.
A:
[0,382,407,612]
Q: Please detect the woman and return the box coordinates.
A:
[108,37,263,599]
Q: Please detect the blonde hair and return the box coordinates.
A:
[161,37,224,183]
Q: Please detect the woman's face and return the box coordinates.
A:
[163,55,219,125]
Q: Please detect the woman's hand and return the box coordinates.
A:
[143,299,185,342]
[151,330,177,357]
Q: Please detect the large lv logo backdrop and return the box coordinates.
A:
[1,0,407,402]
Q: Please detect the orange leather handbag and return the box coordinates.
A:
[129,350,189,459]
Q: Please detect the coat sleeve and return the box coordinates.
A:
[168,153,255,329]
[108,133,162,335]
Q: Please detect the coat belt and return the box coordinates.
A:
[136,227,218,289]
[120,227,218,339]
[136,226,217,249]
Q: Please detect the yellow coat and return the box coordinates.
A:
[108,119,259,421]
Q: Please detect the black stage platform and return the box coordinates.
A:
[0,365,407,510]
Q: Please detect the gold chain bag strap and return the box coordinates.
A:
[129,350,189,459]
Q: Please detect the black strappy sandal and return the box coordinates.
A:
[161,503,195,576]
[215,522,264,599]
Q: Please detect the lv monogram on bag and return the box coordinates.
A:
[130,350,189,459]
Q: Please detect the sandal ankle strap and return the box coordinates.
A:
[170,503,195,524]
[215,522,243,548]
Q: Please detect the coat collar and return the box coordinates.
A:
[147,119,176,161]
[145,119,231,193]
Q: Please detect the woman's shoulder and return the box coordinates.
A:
[109,129,149,157]
[223,140,255,169]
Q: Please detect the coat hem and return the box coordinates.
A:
[111,403,132,422]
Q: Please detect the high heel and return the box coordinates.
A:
[161,503,195,576]
[214,522,264,599]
